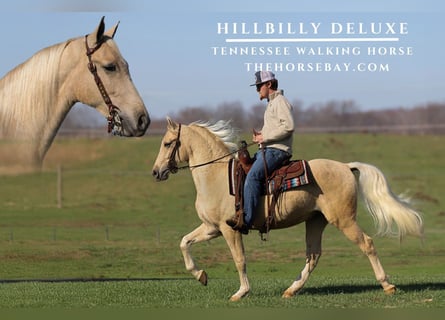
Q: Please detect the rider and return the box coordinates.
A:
[227,71,295,234]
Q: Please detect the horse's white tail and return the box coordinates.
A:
[348,162,423,239]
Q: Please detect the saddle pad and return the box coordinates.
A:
[229,159,310,196]
[267,160,310,194]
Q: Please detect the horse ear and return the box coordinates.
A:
[105,21,120,39]
[91,16,106,44]
[89,17,118,46]
[166,116,178,130]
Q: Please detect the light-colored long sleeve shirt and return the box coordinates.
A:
[261,90,294,154]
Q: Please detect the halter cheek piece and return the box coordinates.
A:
[167,123,182,174]
[85,35,123,135]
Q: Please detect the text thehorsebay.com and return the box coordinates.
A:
[211,22,413,72]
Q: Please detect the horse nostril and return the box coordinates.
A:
[152,170,158,178]
[138,114,150,133]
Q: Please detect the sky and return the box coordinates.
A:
[0,0,444,120]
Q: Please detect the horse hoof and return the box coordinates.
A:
[230,295,241,302]
[198,270,208,286]
[384,285,396,295]
[282,290,294,299]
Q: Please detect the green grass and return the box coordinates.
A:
[0,133,444,308]
[0,275,443,308]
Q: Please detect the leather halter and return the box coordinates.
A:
[85,35,123,135]
[167,123,182,174]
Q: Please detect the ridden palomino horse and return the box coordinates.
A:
[0,17,150,172]
[152,118,423,301]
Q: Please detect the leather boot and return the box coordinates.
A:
[226,214,249,234]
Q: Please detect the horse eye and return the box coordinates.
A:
[164,142,172,148]
[104,64,117,72]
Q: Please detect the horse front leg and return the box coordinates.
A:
[220,224,250,301]
[283,213,327,298]
[180,223,221,285]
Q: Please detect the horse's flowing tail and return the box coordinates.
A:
[348,162,423,239]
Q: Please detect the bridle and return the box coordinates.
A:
[166,123,256,173]
[85,35,123,135]
[167,123,182,174]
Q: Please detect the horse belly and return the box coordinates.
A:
[280,188,318,223]
[258,186,318,229]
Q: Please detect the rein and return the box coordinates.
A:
[85,35,123,135]
[167,123,256,172]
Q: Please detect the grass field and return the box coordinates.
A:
[0,132,444,309]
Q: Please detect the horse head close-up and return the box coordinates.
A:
[0,16,150,173]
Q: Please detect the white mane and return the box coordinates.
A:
[0,41,68,138]
[190,120,239,152]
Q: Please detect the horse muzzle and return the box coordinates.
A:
[119,111,150,137]
[152,167,170,182]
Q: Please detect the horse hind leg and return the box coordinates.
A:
[283,212,327,298]
[341,222,396,294]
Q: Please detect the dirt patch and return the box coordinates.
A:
[2,249,92,262]
[327,137,345,148]
[43,138,105,170]
[413,191,439,204]
[0,138,107,175]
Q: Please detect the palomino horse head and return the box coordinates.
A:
[0,16,150,172]
[152,117,184,181]
[152,117,239,181]
[78,16,150,136]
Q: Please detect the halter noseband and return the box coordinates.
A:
[85,35,123,135]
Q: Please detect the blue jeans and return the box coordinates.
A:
[243,148,290,227]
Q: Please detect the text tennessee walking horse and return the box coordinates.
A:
[152,118,423,301]
[0,17,150,172]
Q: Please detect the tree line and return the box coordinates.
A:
[61,100,445,135]
[149,100,445,134]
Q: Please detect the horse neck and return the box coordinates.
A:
[185,126,231,192]
[0,42,75,167]
[185,126,231,167]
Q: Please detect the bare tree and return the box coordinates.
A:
[60,98,445,135]
[214,101,247,130]
[246,103,265,131]
[60,103,105,129]
[172,106,213,124]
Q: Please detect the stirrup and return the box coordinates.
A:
[226,213,249,234]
